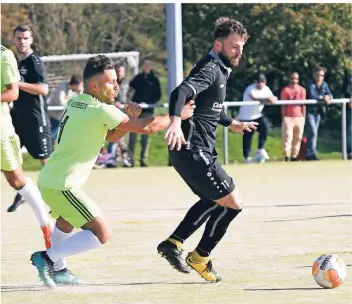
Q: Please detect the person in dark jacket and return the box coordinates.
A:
[128,60,161,167]
[305,67,333,160]
[343,70,352,159]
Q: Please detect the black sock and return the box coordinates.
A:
[196,207,242,257]
[169,199,218,243]
[41,251,54,266]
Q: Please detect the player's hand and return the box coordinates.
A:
[115,101,122,109]
[181,100,196,120]
[229,120,259,134]
[125,102,142,118]
[165,117,187,151]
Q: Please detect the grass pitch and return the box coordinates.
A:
[1,161,351,304]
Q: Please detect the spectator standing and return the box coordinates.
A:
[280,72,306,161]
[128,60,161,167]
[237,73,277,163]
[105,64,133,168]
[48,74,83,144]
[305,67,333,160]
[9,25,52,212]
[343,70,352,159]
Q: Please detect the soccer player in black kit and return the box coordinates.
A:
[157,18,258,282]
[8,25,52,212]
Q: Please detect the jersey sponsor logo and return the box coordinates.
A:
[211,101,222,113]
[67,100,88,110]
[19,66,27,75]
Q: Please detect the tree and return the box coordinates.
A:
[182,3,352,127]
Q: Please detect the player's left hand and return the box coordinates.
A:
[125,102,142,118]
[229,120,258,134]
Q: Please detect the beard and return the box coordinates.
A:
[228,55,241,68]
[230,56,241,67]
[220,51,241,68]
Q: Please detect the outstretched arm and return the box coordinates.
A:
[105,102,142,142]
[106,101,195,142]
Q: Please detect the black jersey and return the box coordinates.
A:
[181,50,232,152]
[14,52,49,125]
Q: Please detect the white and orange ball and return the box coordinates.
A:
[312,254,347,289]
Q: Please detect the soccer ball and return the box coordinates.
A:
[312,254,347,289]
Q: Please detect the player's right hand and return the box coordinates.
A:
[181,100,196,120]
[165,117,187,151]
[125,102,142,117]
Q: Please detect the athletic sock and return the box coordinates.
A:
[46,230,102,263]
[167,238,183,250]
[190,249,210,263]
[169,199,218,244]
[196,207,242,257]
[17,177,50,227]
[50,225,74,272]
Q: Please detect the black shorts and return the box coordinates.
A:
[169,149,235,201]
[14,117,53,160]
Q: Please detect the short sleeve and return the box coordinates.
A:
[280,88,286,100]
[30,54,45,83]
[2,50,21,87]
[265,86,273,96]
[101,104,127,130]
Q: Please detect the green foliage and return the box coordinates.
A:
[182,4,351,127]
[22,128,342,171]
[1,3,350,129]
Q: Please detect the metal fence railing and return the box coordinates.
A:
[48,98,350,164]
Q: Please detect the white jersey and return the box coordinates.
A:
[238,83,273,121]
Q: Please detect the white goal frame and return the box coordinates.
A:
[42,51,140,96]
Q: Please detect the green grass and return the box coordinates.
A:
[22,126,343,171]
[2,162,351,304]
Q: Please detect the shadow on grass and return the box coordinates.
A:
[244,287,322,291]
[1,281,209,292]
[105,203,351,213]
[258,214,351,222]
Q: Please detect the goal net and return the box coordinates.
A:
[42,51,140,98]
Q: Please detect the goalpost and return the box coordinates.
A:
[41,51,140,97]
[21,51,139,154]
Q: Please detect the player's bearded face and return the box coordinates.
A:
[95,70,119,104]
[221,34,245,68]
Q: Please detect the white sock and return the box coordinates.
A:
[46,230,102,263]
[17,177,50,227]
[51,225,74,271]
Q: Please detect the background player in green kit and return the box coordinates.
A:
[1,45,52,249]
[30,55,195,288]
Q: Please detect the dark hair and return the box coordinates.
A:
[83,55,115,80]
[254,72,266,83]
[69,74,83,85]
[213,17,249,42]
[13,25,33,37]
[114,63,125,70]
[315,66,326,74]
